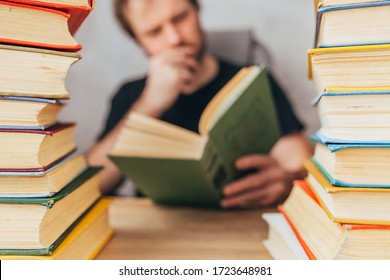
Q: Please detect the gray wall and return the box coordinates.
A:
[60,0,320,154]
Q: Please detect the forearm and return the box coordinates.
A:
[86,120,126,194]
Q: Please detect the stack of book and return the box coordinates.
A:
[263,0,390,259]
[0,0,113,260]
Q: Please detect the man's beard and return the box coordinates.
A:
[195,31,206,63]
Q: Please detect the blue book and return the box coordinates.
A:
[315,1,390,48]
[313,91,390,143]
[310,134,390,187]
[0,96,63,130]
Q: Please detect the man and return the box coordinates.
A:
[87,0,312,208]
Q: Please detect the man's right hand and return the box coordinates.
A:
[133,46,200,117]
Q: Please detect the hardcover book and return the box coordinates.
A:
[0,1,82,51]
[0,154,87,197]
[262,213,308,260]
[315,0,389,8]
[315,1,390,47]
[110,66,281,207]
[311,134,390,187]
[0,167,101,250]
[313,91,390,142]
[0,123,76,172]
[305,159,390,225]
[308,44,390,94]
[0,44,80,99]
[0,96,63,130]
[281,180,390,259]
[0,198,112,259]
[6,0,94,34]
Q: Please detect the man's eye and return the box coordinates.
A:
[173,11,188,23]
[147,28,161,37]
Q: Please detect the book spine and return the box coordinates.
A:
[200,140,229,196]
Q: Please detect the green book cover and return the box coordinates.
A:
[0,167,101,255]
[0,199,100,256]
[110,66,280,207]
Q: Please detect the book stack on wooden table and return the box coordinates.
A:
[0,0,113,260]
[263,0,390,259]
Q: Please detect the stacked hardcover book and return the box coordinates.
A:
[0,0,113,260]
[263,0,390,259]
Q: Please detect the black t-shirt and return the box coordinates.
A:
[99,59,303,140]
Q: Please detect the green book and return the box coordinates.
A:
[0,167,101,253]
[110,66,281,207]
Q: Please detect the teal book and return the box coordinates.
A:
[110,66,281,207]
[310,134,390,187]
[0,167,101,253]
[315,1,390,48]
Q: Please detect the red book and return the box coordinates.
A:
[0,1,94,51]
[0,123,77,172]
[6,0,95,34]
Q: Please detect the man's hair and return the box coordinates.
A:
[114,0,200,39]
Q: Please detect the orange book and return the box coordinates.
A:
[278,205,316,260]
[280,180,390,259]
[6,0,95,34]
[0,1,94,51]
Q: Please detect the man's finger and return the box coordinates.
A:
[235,154,277,170]
[174,57,199,73]
[221,187,269,208]
[221,181,287,208]
[223,167,284,196]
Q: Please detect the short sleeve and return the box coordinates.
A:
[98,79,145,140]
[267,73,304,135]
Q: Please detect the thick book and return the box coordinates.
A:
[281,180,390,259]
[0,154,87,197]
[110,66,281,207]
[305,159,390,225]
[0,96,63,130]
[308,44,390,94]
[0,44,80,99]
[6,0,94,34]
[314,1,390,47]
[315,0,389,8]
[0,123,76,172]
[262,213,308,260]
[0,167,101,250]
[0,198,113,259]
[311,134,390,187]
[0,1,82,51]
[313,91,390,142]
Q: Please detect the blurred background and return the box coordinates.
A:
[60,0,319,154]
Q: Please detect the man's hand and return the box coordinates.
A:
[133,46,200,117]
[221,154,297,209]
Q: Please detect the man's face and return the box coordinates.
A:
[124,0,204,60]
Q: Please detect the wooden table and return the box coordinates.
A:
[96,198,274,260]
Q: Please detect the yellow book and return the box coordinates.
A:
[305,160,390,225]
[307,44,390,93]
[0,198,113,260]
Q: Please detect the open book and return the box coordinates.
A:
[110,66,281,207]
